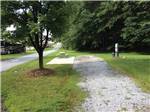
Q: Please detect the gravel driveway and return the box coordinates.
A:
[73,56,150,112]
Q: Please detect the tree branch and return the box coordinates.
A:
[42,29,49,50]
[34,33,40,51]
[29,34,39,53]
[40,27,43,48]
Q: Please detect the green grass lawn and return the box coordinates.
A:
[0,47,52,61]
[1,50,86,112]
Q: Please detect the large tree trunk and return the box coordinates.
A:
[38,51,44,69]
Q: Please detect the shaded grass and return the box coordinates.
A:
[1,50,86,112]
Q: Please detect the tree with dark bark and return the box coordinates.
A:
[1,1,71,69]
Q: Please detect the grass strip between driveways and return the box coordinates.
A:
[0,50,35,61]
[0,47,52,61]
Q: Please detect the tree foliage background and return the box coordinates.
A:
[1,1,75,69]
[62,1,150,52]
[1,1,150,52]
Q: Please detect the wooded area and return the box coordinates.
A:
[62,1,150,52]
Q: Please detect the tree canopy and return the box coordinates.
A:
[1,1,73,69]
[62,1,150,52]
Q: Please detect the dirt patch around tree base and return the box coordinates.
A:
[26,68,55,77]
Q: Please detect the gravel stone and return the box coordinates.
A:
[73,56,150,112]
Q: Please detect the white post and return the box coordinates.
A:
[115,43,119,57]
[115,43,118,52]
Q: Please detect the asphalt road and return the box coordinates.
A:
[0,49,57,72]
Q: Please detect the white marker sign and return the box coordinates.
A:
[115,43,118,52]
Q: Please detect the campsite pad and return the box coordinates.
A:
[47,57,75,64]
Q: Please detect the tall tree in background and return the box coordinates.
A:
[62,1,150,52]
[1,1,71,69]
[122,1,150,51]
[62,1,125,51]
